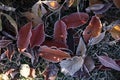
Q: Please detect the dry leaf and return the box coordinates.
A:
[17,22,32,52]
[89,0,103,6]
[20,64,30,78]
[88,31,106,45]
[30,24,45,48]
[110,25,120,40]
[76,37,86,57]
[61,12,89,29]
[113,0,120,8]
[39,46,71,63]
[0,40,12,48]
[43,1,59,9]
[42,64,59,80]
[98,56,120,71]
[60,56,84,76]
[83,16,102,43]
[54,20,67,44]
[84,56,95,72]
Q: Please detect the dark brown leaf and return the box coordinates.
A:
[98,56,120,71]
[61,12,89,29]
[39,46,71,63]
[17,22,32,52]
[30,24,45,48]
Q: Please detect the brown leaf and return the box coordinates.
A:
[76,37,86,57]
[98,56,120,71]
[42,64,59,80]
[54,20,67,44]
[89,0,103,6]
[17,22,32,52]
[39,46,71,63]
[5,44,15,60]
[61,12,89,29]
[113,0,120,8]
[29,68,36,78]
[84,56,95,72]
[0,40,12,48]
[83,16,102,43]
[60,56,84,76]
[110,25,120,40]
[30,24,45,48]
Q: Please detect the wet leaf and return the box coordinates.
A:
[60,56,84,76]
[30,24,45,48]
[0,40,12,48]
[2,13,18,34]
[110,25,120,40]
[54,20,67,44]
[113,0,120,8]
[84,56,95,72]
[88,31,106,45]
[76,37,86,57]
[62,12,89,29]
[83,16,102,43]
[42,64,59,80]
[17,22,32,52]
[98,56,120,71]
[20,64,30,78]
[39,46,71,63]
[5,44,14,60]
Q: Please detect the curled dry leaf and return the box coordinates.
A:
[39,46,71,63]
[84,56,95,72]
[17,22,32,52]
[88,31,106,45]
[110,25,120,40]
[20,64,30,78]
[0,40,12,48]
[98,55,120,71]
[113,0,120,8]
[61,12,89,29]
[54,20,67,44]
[76,37,86,57]
[60,56,84,76]
[42,64,59,80]
[30,24,45,48]
[83,16,102,43]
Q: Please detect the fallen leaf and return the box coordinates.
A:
[30,24,45,48]
[20,64,30,78]
[0,40,12,48]
[110,25,120,40]
[54,20,67,44]
[76,37,86,57]
[39,46,71,63]
[60,56,84,76]
[84,56,95,72]
[42,64,59,80]
[61,12,89,29]
[17,22,32,52]
[98,56,120,71]
[83,16,102,43]
[113,0,120,8]
[88,31,106,45]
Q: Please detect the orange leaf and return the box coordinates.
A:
[30,24,45,48]
[61,12,89,29]
[39,46,71,63]
[54,20,67,44]
[17,22,32,52]
[83,16,102,43]
[110,25,120,40]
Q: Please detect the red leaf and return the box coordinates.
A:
[39,46,71,63]
[83,16,102,43]
[17,22,32,52]
[0,40,12,48]
[61,12,89,29]
[42,39,68,48]
[30,24,45,48]
[98,56,120,71]
[54,20,67,43]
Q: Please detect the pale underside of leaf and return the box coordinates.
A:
[60,56,84,76]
